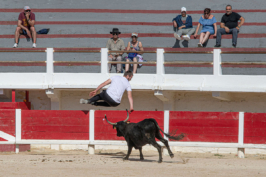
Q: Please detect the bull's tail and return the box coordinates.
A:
[150,118,185,141]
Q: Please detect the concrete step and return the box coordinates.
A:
[1,25,265,34]
[1,12,265,23]
[2,37,266,48]
[1,0,265,10]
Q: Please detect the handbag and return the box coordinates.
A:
[37,28,50,34]
[128,52,137,59]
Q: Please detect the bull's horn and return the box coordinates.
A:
[105,114,117,125]
[123,109,130,122]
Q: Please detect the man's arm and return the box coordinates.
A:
[89,79,112,97]
[127,91,134,113]
[220,22,230,33]
[27,20,35,27]
[17,20,28,30]
[25,13,35,27]
[236,17,245,30]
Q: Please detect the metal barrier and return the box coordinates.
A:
[1,48,266,68]
[1,109,266,158]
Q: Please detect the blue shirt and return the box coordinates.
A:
[199,16,217,34]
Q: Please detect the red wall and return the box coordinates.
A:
[94,110,164,140]
[244,113,266,144]
[169,111,239,143]
[21,110,89,140]
[0,102,31,110]
[0,109,15,140]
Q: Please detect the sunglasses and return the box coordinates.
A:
[112,33,119,35]
[131,36,137,38]
[204,13,209,15]
[25,10,31,12]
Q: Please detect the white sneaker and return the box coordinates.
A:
[198,43,203,47]
[183,35,190,41]
[174,33,181,40]
[32,43,36,48]
[13,43,18,48]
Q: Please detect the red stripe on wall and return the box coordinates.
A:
[0,102,31,110]
[0,33,264,39]
[244,113,266,144]
[21,110,89,140]
[94,111,164,141]
[0,21,265,26]
[169,111,239,143]
[0,9,265,13]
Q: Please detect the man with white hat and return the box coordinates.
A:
[172,7,195,41]
[13,6,37,48]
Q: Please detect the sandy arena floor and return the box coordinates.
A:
[0,149,266,177]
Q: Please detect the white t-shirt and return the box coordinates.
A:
[106,76,132,103]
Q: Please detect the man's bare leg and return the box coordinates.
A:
[30,27,37,43]
[14,27,22,44]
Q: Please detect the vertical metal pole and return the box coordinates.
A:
[238,112,245,158]
[46,48,54,87]
[89,110,95,154]
[213,49,222,76]
[101,48,108,74]
[12,90,15,102]
[15,109,22,154]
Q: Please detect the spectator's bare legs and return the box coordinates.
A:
[132,57,137,74]
[125,58,130,72]
[199,33,205,44]
[108,55,113,73]
[30,27,36,43]
[200,32,210,45]
[15,27,22,44]
[116,56,122,73]
[201,31,211,45]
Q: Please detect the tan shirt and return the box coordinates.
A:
[106,38,125,55]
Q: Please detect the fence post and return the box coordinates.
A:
[163,110,170,156]
[156,49,165,90]
[101,48,108,74]
[238,112,245,158]
[46,48,54,88]
[88,110,95,154]
[213,49,222,76]
[15,109,21,154]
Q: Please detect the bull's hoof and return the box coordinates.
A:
[140,157,144,161]
[158,159,162,163]
[170,154,174,158]
[123,157,129,161]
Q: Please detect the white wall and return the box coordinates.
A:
[174,91,266,113]
[9,90,266,113]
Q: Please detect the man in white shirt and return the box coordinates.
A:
[80,71,134,112]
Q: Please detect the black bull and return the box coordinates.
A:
[105,110,185,163]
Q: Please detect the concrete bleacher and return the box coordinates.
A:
[0,0,266,74]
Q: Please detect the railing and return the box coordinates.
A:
[1,48,266,93]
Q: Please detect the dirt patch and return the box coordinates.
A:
[0,150,265,177]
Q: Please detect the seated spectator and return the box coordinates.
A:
[125,33,144,74]
[194,8,217,47]
[172,7,195,41]
[214,5,245,48]
[13,6,37,48]
[106,28,125,73]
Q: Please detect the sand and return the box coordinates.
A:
[0,149,265,177]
